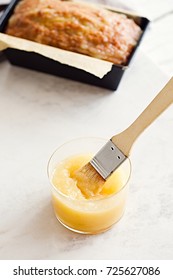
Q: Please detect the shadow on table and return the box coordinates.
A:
[0,52,6,62]
[24,200,94,259]
[2,61,113,98]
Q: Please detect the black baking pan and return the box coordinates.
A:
[0,0,149,90]
[0,3,7,61]
[0,5,7,12]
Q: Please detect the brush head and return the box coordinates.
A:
[73,140,127,197]
[73,162,105,198]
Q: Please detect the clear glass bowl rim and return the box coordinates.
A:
[47,137,132,202]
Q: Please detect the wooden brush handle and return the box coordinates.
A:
[111,77,173,156]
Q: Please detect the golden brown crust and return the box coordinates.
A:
[5,0,142,65]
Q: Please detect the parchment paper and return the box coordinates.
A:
[0,32,113,78]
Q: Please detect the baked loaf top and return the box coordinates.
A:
[5,0,142,65]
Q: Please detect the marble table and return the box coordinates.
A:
[0,0,173,260]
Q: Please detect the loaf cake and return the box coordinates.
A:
[5,0,142,65]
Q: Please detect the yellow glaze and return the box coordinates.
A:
[51,154,130,234]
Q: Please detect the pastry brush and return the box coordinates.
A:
[74,77,173,197]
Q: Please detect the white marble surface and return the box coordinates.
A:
[0,0,173,260]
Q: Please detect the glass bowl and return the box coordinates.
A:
[47,138,131,234]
